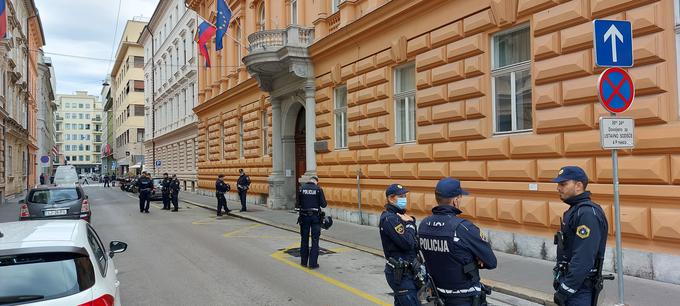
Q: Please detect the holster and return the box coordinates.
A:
[387,258,406,284]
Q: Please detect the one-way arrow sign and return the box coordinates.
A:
[594,20,633,67]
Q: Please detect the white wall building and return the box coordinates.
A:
[36,53,57,184]
[140,0,198,189]
[55,92,103,174]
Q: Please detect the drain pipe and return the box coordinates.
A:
[356,168,362,225]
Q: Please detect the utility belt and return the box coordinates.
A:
[216,191,225,196]
[298,208,320,216]
[438,288,490,306]
[386,257,427,288]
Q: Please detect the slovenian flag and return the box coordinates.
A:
[0,0,6,39]
[197,21,216,67]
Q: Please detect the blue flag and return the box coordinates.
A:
[216,0,232,51]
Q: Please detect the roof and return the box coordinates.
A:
[0,220,88,251]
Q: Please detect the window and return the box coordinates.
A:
[492,25,531,134]
[79,124,84,130]
[334,85,348,149]
[65,145,70,152]
[291,0,298,25]
[79,156,84,161]
[65,123,71,130]
[66,134,71,140]
[134,105,145,116]
[65,156,70,161]
[394,63,416,143]
[79,113,84,119]
[72,145,78,151]
[134,56,144,68]
[65,113,70,119]
[85,124,90,130]
[79,103,83,108]
[258,4,265,31]
[23,151,27,175]
[332,0,342,13]
[65,102,70,108]
[239,119,244,158]
[262,111,269,156]
[137,128,144,142]
[86,145,90,151]
[86,155,90,161]
[79,144,84,151]
[8,146,13,174]
[85,104,90,109]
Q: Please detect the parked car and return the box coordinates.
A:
[53,165,79,185]
[0,220,127,305]
[134,178,163,200]
[20,184,91,223]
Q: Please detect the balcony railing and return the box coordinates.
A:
[248,26,314,53]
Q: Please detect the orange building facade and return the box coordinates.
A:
[187,0,680,283]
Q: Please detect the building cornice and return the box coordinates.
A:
[152,121,197,143]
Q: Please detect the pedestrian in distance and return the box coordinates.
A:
[82,174,89,185]
[215,174,231,216]
[379,183,420,306]
[236,169,251,212]
[552,166,609,306]
[418,177,497,306]
[39,173,45,185]
[169,174,181,212]
[161,172,172,210]
[103,174,110,187]
[136,171,154,213]
[111,173,117,187]
[297,176,327,269]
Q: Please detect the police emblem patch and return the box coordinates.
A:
[576,225,590,239]
[558,169,564,175]
[480,231,488,242]
[394,224,405,234]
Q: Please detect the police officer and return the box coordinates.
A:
[215,174,231,216]
[419,177,497,306]
[297,176,327,269]
[161,173,172,210]
[552,166,608,306]
[236,169,251,212]
[169,174,181,212]
[379,183,419,306]
[136,171,154,213]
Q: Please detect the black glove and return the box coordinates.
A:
[553,290,568,306]
[553,280,560,291]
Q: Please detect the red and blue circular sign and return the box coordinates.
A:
[598,67,635,113]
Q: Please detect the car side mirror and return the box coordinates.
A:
[109,241,128,258]
[84,195,88,199]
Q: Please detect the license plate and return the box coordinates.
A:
[44,209,68,216]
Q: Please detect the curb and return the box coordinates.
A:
[181,198,556,306]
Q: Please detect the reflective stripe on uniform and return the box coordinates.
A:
[561,283,576,293]
[406,224,416,230]
[436,286,481,295]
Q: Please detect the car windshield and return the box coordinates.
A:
[28,189,80,204]
[0,252,95,303]
[152,179,162,186]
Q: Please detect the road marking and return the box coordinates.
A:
[125,194,162,209]
[271,243,390,306]
[223,223,264,237]
[192,218,217,225]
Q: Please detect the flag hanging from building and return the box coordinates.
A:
[215,0,232,51]
[197,21,216,67]
[0,0,6,39]
[51,145,59,157]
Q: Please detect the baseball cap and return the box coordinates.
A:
[551,166,588,184]
[310,176,319,182]
[385,184,408,197]
[435,177,468,197]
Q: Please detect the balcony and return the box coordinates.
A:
[243,26,314,91]
[56,116,64,121]
[93,116,102,122]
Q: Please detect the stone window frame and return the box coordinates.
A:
[393,62,417,144]
[290,0,298,25]
[490,23,532,135]
[334,84,348,149]
[262,110,270,156]
[331,0,342,14]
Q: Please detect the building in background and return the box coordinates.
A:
[36,53,57,183]
[54,92,103,174]
[2,0,45,196]
[100,76,114,175]
[140,0,198,191]
[187,0,680,283]
[110,20,147,176]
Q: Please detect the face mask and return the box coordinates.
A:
[395,197,407,210]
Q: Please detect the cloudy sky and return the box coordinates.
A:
[35,0,160,99]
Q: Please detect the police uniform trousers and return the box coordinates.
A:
[564,284,593,306]
[216,193,228,214]
[238,190,247,210]
[299,214,321,267]
[441,295,481,306]
[171,193,179,210]
[384,265,419,306]
[162,192,171,209]
[139,189,151,212]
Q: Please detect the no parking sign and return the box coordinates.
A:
[598,67,634,113]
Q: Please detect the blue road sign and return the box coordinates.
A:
[112,161,117,168]
[40,155,49,163]
[598,68,635,113]
[155,160,162,168]
[593,20,633,67]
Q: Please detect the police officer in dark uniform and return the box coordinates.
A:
[419,177,497,306]
[552,166,608,306]
[236,169,251,212]
[161,173,172,210]
[215,174,231,216]
[297,176,327,269]
[169,174,181,212]
[136,171,154,213]
[379,183,419,306]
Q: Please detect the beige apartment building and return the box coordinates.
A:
[111,20,147,175]
[187,0,680,284]
[55,92,103,174]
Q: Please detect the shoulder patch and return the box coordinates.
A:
[576,225,590,239]
[480,231,488,242]
[394,223,405,235]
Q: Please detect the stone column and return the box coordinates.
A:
[304,81,317,176]
[267,97,286,209]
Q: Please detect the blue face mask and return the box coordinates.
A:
[395,197,407,210]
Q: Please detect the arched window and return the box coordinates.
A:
[258,4,265,31]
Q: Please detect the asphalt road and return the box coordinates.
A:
[0,186,538,306]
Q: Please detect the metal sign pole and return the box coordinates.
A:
[356,168,363,225]
[611,112,625,305]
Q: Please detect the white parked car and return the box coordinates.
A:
[53,165,79,185]
[0,220,127,305]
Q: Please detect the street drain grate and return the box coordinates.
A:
[283,247,335,258]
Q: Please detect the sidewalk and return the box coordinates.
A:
[183,192,679,305]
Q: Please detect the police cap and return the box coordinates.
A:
[435,177,468,197]
[552,166,588,184]
[385,184,408,197]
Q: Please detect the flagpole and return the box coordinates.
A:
[195,11,243,47]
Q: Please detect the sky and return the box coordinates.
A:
[35,0,160,100]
